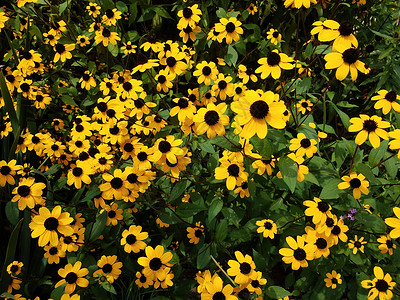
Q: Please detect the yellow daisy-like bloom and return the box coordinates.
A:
[279,236,314,270]
[337,172,369,199]
[348,115,390,149]
[93,255,123,283]
[11,177,46,210]
[305,227,334,258]
[186,221,204,244]
[324,47,369,81]
[115,78,143,99]
[237,64,257,84]
[212,74,234,100]
[170,97,197,123]
[214,17,243,45]
[385,207,400,239]
[55,261,89,294]
[247,3,258,15]
[361,266,396,300]
[53,43,75,63]
[289,133,318,158]
[159,48,187,78]
[99,169,129,200]
[67,162,94,189]
[43,244,66,264]
[255,49,294,79]
[178,23,201,43]
[121,41,137,55]
[76,35,90,47]
[329,217,349,244]
[303,197,332,225]
[311,20,358,52]
[138,245,173,281]
[296,99,313,114]
[202,275,237,300]
[0,12,9,32]
[43,29,61,46]
[231,90,287,139]
[150,135,184,165]
[7,261,23,275]
[324,271,342,289]
[86,2,101,17]
[283,0,317,9]
[193,61,219,86]
[95,28,121,47]
[193,103,229,139]
[214,158,248,190]
[348,235,367,254]
[155,69,174,93]
[377,235,396,255]
[371,90,400,114]
[227,251,257,285]
[0,159,21,186]
[252,157,275,176]
[256,219,277,239]
[121,225,148,253]
[29,206,74,247]
[177,4,202,29]
[104,203,124,226]
[79,71,96,90]
[135,271,153,288]
[102,8,122,26]
[266,28,282,45]
[389,129,400,158]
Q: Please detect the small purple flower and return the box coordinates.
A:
[349,208,357,214]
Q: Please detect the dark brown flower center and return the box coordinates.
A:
[375,279,389,292]
[354,241,362,248]
[158,75,166,84]
[55,44,66,54]
[267,52,281,66]
[293,248,307,261]
[137,152,148,161]
[72,167,83,177]
[264,221,272,229]
[75,124,84,132]
[339,22,353,36]
[105,9,114,18]
[134,99,145,108]
[18,185,31,197]
[227,164,239,177]
[194,229,203,237]
[204,110,220,126]
[110,177,123,189]
[385,91,397,102]
[102,263,112,273]
[202,66,212,76]
[250,100,269,119]
[166,57,177,67]
[235,87,243,94]
[124,143,134,152]
[331,278,338,284]
[102,28,111,38]
[159,141,172,153]
[349,178,361,188]
[44,217,59,231]
[149,257,162,270]
[65,272,78,284]
[316,238,328,249]
[82,74,90,81]
[97,102,108,112]
[126,234,137,244]
[273,31,279,38]
[127,173,138,184]
[183,8,193,18]
[342,48,358,64]
[178,98,189,108]
[300,138,311,148]
[6,74,15,83]
[331,225,341,235]
[213,292,225,300]
[49,247,58,255]
[123,82,132,91]
[20,83,30,92]
[0,165,11,175]
[317,201,330,212]
[226,22,235,33]
[239,262,251,274]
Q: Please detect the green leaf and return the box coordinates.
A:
[152,6,172,19]
[107,43,119,57]
[319,178,342,199]
[0,218,23,293]
[251,136,273,158]
[50,283,66,300]
[278,156,298,193]
[59,1,68,14]
[267,286,292,299]
[101,281,117,294]
[329,101,350,129]
[216,7,227,18]
[210,135,241,152]
[176,203,205,218]
[44,164,61,176]
[116,1,128,13]
[216,219,227,241]
[208,198,223,223]
[5,202,19,226]
[0,72,18,135]
[170,180,189,201]
[86,211,107,243]
[356,213,386,233]
[80,185,101,203]
[225,45,238,67]
[197,244,211,269]
[61,94,78,106]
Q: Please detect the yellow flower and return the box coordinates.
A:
[371,90,400,114]
[324,271,342,289]
[256,219,277,239]
[193,103,229,139]
[255,49,294,80]
[266,28,281,45]
[95,28,121,46]
[55,261,89,294]
[283,0,317,9]
[137,245,173,281]
[348,115,390,148]
[348,235,367,254]
[214,17,243,44]
[186,222,204,244]
[377,235,396,255]
[385,207,400,239]
[279,236,314,270]
[289,133,318,158]
[247,3,258,15]
[337,172,369,199]
[177,4,202,29]
[361,266,396,300]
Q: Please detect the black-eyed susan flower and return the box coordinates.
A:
[102,8,122,26]
[338,172,369,199]
[86,2,101,17]
[305,227,334,258]
[377,235,396,255]
[237,64,257,84]
[132,53,159,74]
[256,219,277,239]
[7,261,23,276]
[76,35,90,47]
[155,69,174,93]
[389,129,400,158]
[289,133,318,158]
[159,48,187,78]
[93,255,122,283]
[266,28,281,45]
[121,41,137,55]
[215,157,248,190]
[279,236,314,270]
[138,245,173,281]
[121,225,148,253]
[348,115,389,148]
[55,261,89,294]
[115,78,143,99]
[231,90,287,139]
[227,251,257,284]
[178,24,201,43]
[284,0,317,8]
[371,90,400,114]
[30,205,74,247]
[329,217,349,244]
[348,235,367,254]
[99,78,114,95]
[170,97,197,123]
[140,35,162,52]
[18,79,36,99]
[153,268,174,289]
[7,277,22,293]
[252,157,276,176]
[296,99,313,114]
[99,169,129,200]
[177,4,202,28]
[67,162,94,189]
[212,74,234,100]
[0,159,21,186]
[193,103,229,138]
[150,135,184,165]
[201,89,217,106]
[133,145,153,170]
[324,47,369,81]
[43,29,61,46]
[311,20,358,52]
[193,61,219,86]
[11,177,46,210]
[95,28,121,47]
[385,207,400,239]
[53,43,75,63]
[79,71,96,90]
[324,271,342,289]
[0,11,9,31]
[255,50,294,79]
[186,222,204,244]
[104,203,123,226]
[247,3,258,15]
[234,181,249,198]
[361,266,396,300]
[44,244,66,264]
[214,17,243,45]
[18,50,42,74]
[135,271,153,288]
[201,275,236,300]
[303,197,332,225]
